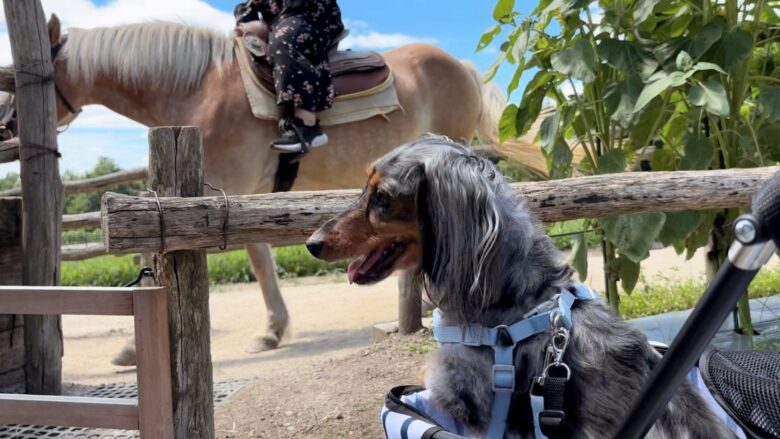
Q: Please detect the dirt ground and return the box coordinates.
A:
[59,247,776,437]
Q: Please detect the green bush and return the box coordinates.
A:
[62,255,138,287]
[620,266,780,320]
[62,229,103,245]
[62,245,348,286]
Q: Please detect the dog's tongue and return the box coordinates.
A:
[347,245,389,284]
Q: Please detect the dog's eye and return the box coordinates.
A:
[374,191,391,211]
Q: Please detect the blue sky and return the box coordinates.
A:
[0,0,537,176]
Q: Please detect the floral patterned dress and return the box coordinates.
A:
[242,0,344,112]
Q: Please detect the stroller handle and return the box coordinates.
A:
[615,170,780,439]
[753,170,780,247]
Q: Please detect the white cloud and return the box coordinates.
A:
[341,31,436,50]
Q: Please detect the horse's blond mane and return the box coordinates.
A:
[61,22,234,93]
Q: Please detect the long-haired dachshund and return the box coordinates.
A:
[306,135,733,438]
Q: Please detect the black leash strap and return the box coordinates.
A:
[123,267,155,287]
[539,374,569,438]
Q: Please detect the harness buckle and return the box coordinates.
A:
[462,324,484,346]
[542,362,571,382]
[491,364,515,393]
[539,409,566,433]
[494,324,514,347]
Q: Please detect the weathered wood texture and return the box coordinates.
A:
[133,287,175,438]
[0,198,24,392]
[146,127,214,439]
[0,287,135,316]
[0,167,147,197]
[4,0,64,395]
[0,394,139,429]
[63,211,101,231]
[62,242,107,261]
[398,273,423,334]
[0,138,19,164]
[103,166,780,254]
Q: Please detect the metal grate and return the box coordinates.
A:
[0,379,249,439]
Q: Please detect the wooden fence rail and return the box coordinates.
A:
[63,211,101,231]
[0,167,148,197]
[0,286,173,437]
[102,166,779,254]
[0,138,19,164]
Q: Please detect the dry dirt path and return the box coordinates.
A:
[62,247,774,387]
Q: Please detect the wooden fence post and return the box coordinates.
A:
[0,198,24,392]
[4,0,64,395]
[398,272,423,334]
[147,127,214,439]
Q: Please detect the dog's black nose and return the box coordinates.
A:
[306,239,324,258]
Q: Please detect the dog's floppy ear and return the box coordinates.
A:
[416,155,502,321]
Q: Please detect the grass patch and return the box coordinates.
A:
[62,245,347,286]
[404,339,438,354]
[619,264,780,320]
[62,229,102,245]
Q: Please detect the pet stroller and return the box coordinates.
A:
[381,171,780,439]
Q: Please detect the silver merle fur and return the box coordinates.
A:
[375,136,734,438]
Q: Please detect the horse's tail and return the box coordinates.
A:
[462,61,583,176]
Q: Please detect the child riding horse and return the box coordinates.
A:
[235,0,344,153]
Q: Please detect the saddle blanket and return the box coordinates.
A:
[235,39,402,127]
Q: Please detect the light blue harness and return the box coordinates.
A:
[432,284,598,439]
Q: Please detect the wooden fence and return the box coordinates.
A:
[0,127,214,438]
[0,285,174,438]
[101,167,779,253]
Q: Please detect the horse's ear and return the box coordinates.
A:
[48,14,61,45]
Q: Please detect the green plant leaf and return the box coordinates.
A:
[757,122,780,161]
[509,26,537,65]
[631,97,664,147]
[634,73,671,113]
[720,29,753,72]
[650,147,676,171]
[667,71,692,87]
[507,66,524,97]
[758,86,780,123]
[493,0,516,20]
[658,211,700,246]
[688,80,730,116]
[551,39,597,83]
[597,39,658,80]
[515,86,547,135]
[540,111,560,152]
[498,104,519,143]
[604,77,643,128]
[548,138,573,179]
[476,25,502,52]
[688,21,724,59]
[600,213,666,263]
[692,62,726,75]
[634,0,661,24]
[679,134,714,170]
[568,232,588,282]
[676,50,693,71]
[484,51,508,82]
[616,255,641,293]
[596,149,626,174]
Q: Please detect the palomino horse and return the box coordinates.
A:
[0,15,546,361]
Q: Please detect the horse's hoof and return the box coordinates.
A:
[111,345,137,366]
[246,334,280,353]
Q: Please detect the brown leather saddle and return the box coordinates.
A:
[237,21,391,98]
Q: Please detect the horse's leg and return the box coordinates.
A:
[246,243,289,352]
